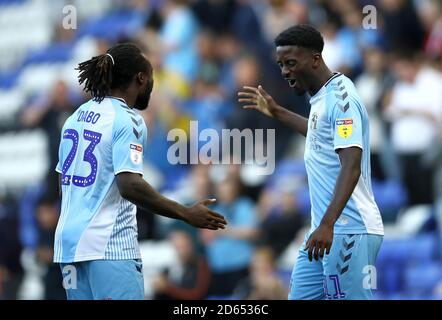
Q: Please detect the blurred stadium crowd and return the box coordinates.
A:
[0,0,441,300]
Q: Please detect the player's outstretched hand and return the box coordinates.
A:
[304,223,334,261]
[238,85,279,118]
[184,199,228,230]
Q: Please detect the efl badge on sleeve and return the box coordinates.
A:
[336,119,353,138]
[130,143,143,165]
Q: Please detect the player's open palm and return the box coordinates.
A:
[184,199,228,230]
[238,85,278,118]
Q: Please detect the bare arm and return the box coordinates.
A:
[305,147,362,261]
[116,172,227,230]
[321,147,362,227]
[238,85,308,137]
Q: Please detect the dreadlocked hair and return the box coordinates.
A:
[76,43,152,102]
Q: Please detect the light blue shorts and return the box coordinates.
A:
[60,259,144,300]
[289,234,383,300]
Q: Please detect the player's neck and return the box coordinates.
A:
[308,66,334,96]
[108,89,136,108]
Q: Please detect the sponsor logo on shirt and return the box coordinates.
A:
[336,118,353,138]
[130,143,143,165]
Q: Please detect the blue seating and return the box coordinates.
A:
[377,233,439,265]
[404,262,442,295]
[376,233,441,297]
[0,70,20,89]
[296,185,311,216]
[372,179,408,215]
[76,10,145,42]
[22,41,74,66]
[0,0,27,5]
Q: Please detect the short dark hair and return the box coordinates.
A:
[274,24,324,53]
[76,43,152,102]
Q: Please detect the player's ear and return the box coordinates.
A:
[312,52,321,68]
[136,72,145,86]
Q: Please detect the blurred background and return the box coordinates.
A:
[0,0,441,300]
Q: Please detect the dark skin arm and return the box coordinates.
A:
[304,147,362,261]
[238,85,308,137]
[116,172,227,230]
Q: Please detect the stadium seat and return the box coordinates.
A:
[404,262,442,296]
[0,88,26,123]
[0,70,20,89]
[377,233,439,265]
[76,10,145,42]
[22,42,74,66]
[372,179,408,220]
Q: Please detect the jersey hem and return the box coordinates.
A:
[53,253,141,263]
[114,169,143,176]
[333,228,384,235]
[334,144,363,151]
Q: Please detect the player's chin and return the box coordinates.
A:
[293,86,306,96]
[133,104,148,111]
[134,94,151,110]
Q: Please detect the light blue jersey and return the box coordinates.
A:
[304,73,384,235]
[54,97,147,263]
[290,73,384,300]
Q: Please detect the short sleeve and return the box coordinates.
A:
[112,114,146,176]
[329,97,364,151]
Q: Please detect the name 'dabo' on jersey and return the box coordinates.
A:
[77,110,101,124]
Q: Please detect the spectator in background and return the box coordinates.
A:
[418,0,442,61]
[35,197,65,300]
[191,0,238,34]
[383,51,442,205]
[230,0,268,60]
[216,31,243,98]
[233,246,288,300]
[138,32,192,181]
[20,80,78,198]
[319,18,347,73]
[160,0,199,82]
[259,0,307,46]
[181,29,233,136]
[380,0,425,51]
[201,166,258,297]
[226,54,293,162]
[355,46,392,181]
[257,178,305,258]
[152,229,211,300]
[0,194,23,300]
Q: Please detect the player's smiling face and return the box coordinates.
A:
[276,45,319,96]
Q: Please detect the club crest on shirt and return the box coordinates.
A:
[311,112,319,130]
[336,118,353,138]
[130,143,143,165]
